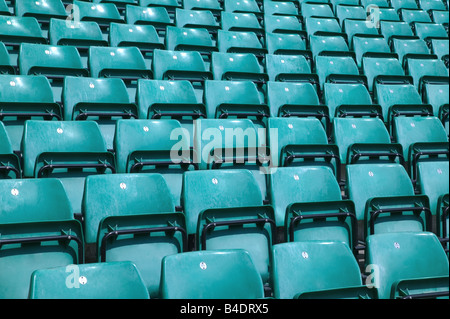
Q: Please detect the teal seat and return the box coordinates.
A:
[221,12,263,35]
[335,5,367,27]
[346,163,431,239]
[378,8,402,22]
[415,23,448,42]
[315,54,365,91]
[373,81,424,123]
[204,80,269,124]
[265,54,316,85]
[263,15,304,36]
[263,0,299,16]
[82,173,186,298]
[392,38,432,66]
[431,10,449,25]
[140,0,181,14]
[74,0,123,29]
[152,48,212,81]
[0,122,21,179]
[21,120,115,216]
[29,262,149,299]
[49,18,107,48]
[166,26,216,55]
[211,52,268,83]
[430,39,449,62]
[419,0,447,11]
[0,0,10,15]
[113,119,193,205]
[423,82,449,116]
[175,8,220,32]
[343,19,380,47]
[301,2,335,18]
[324,82,379,121]
[391,0,418,10]
[0,178,84,299]
[266,81,326,121]
[62,77,138,150]
[310,34,349,59]
[125,4,172,31]
[89,46,152,80]
[224,0,261,16]
[305,16,343,38]
[266,32,307,56]
[0,75,62,152]
[365,232,449,299]
[271,242,375,299]
[406,58,449,93]
[380,21,416,46]
[268,165,356,248]
[0,42,15,74]
[160,250,265,299]
[401,8,432,25]
[183,0,222,15]
[353,36,392,68]
[332,117,396,165]
[187,169,275,285]
[217,30,267,57]
[362,55,406,92]
[15,0,67,23]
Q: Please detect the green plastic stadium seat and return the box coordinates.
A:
[362,55,406,92]
[0,75,61,152]
[62,76,138,150]
[265,54,316,85]
[266,32,307,56]
[324,82,379,120]
[373,81,424,123]
[160,250,265,299]
[346,163,431,238]
[15,0,67,23]
[272,242,376,299]
[343,19,380,47]
[406,58,449,93]
[152,48,212,82]
[335,5,366,27]
[184,0,222,15]
[353,36,392,68]
[266,81,326,120]
[380,21,416,46]
[392,38,432,66]
[401,8,432,25]
[315,54,365,91]
[166,26,216,55]
[217,30,266,57]
[224,0,261,15]
[264,0,299,16]
[21,120,115,216]
[263,15,304,36]
[0,42,14,74]
[305,16,343,38]
[415,23,448,43]
[182,169,274,284]
[211,52,267,82]
[125,4,172,31]
[204,80,269,123]
[310,34,349,59]
[29,261,150,299]
[140,0,181,14]
[49,18,107,48]
[74,0,123,29]
[332,117,395,165]
[391,0,418,10]
[365,231,449,299]
[221,11,263,35]
[430,38,449,62]
[423,82,449,116]
[82,173,186,297]
[301,2,334,18]
[419,0,447,11]
[0,122,21,179]
[0,178,84,299]
[175,8,220,32]
[113,119,194,205]
[378,8,401,22]
[432,10,449,25]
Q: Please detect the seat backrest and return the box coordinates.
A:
[109,23,164,50]
[211,51,265,81]
[417,161,449,215]
[362,56,405,92]
[332,117,391,163]
[152,48,209,80]
[29,261,150,299]
[15,0,66,21]
[175,8,219,30]
[271,241,364,299]
[266,32,306,55]
[49,18,107,47]
[182,169,263,235]
[160,249,264,299]
[75,0,123,25]
[324,82,373,119]
[268,166,342,227]
[0,15,46,46]
[165,26,214,52]
[21,120,108,177]
[365,231,449,299]
[265,53,312,82]
[346,163,415,221]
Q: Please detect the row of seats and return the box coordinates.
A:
[1,116,447,212]
[1,168,448,298]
